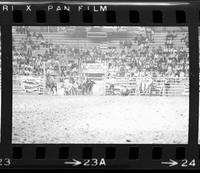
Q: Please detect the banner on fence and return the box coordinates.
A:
[20,76,44,94]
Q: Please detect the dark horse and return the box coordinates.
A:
[82,78,95,95]
[46,74,57,95]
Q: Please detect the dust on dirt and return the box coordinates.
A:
[12,95,189,144]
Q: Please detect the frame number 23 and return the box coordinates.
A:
[0,158,11,167]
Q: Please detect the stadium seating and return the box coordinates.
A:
[12,27,189,96]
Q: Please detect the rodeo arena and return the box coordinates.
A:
[12,26,190,144]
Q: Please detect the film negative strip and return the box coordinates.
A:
[0,0,199,169]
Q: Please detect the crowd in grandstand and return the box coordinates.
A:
[13,27,189,79]
[12,27,189,96]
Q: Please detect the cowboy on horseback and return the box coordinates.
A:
[46,66,57,95]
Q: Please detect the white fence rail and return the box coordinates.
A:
[13,75,45,95]
[105,77,189,96]
[13,75,190,96]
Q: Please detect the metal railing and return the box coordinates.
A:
[105,77,189,96]
[13,75,189,96]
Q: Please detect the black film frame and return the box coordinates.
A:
[0,0,199,169]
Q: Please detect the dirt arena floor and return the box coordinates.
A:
[12,95,189,144]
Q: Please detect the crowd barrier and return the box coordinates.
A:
[105,77,189,96]
[13,75,190,96]
[13,75,45,95]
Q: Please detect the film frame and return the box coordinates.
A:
[0,0,199,169]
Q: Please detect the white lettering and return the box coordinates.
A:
[26,5,31,11]
[78,5,83,11]
[63,5,70,11]
[56,6,62,11]
[48,5,53,11]
[93,6,99,12]
[100,5,107,12]
[3,5,8,11]
[99,159,106,166]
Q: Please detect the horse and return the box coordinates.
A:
[46,74,57,95]
[82,78,95,95]
[87,79,95,95]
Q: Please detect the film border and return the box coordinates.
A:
[0,0,199,169]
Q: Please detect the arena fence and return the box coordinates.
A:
[13,75,45,95]
[13,75,190,96]
[105,77,189,96]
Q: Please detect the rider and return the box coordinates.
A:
[107,73,115,95]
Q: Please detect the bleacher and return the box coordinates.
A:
[13,31,188,50]
[12,28,189,96]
